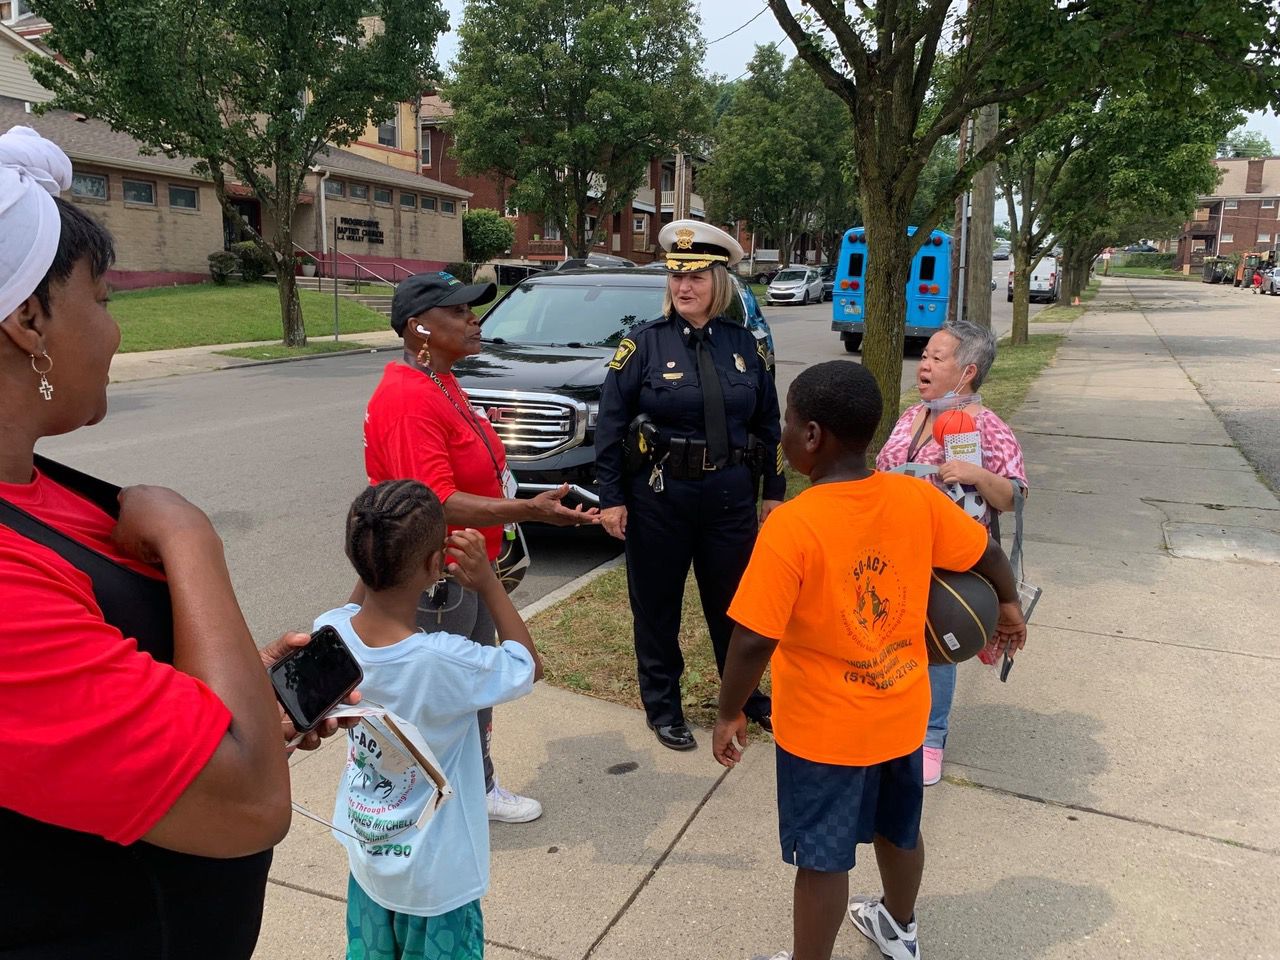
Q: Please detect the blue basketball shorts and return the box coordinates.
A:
[775,744,924,873]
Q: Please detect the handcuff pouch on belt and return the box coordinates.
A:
[664,438,747,481]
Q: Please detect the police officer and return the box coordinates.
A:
[596,220,785,750]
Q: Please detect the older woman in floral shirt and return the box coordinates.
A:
[876,319,1028,786]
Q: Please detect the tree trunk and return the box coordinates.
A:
[964,104,999,329]
[860,180,915,450]
[1011,259,1031,345]
[272,214,306,347]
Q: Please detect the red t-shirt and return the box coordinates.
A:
[0,469,231,845]
[364,362,507,561]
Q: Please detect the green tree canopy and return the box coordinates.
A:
[702,48,858,264]
[445,0,710,258]
[1221,126,1275,158]
[32,0,447,346]
[462,208,516,263]
[766,0,1279,445]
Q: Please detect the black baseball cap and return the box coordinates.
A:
[390,271,497,335]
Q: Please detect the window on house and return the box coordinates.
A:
[1264,199,1276,209]
[377,115,398,149]
[421,195,437,211]
[1259,233,1271,244]
[1,0,32,24]
[586,214,598,236]
[633,215,646,234]
[441,200,456,215]
[660,170,674,191]
[1221,233,1234,243]
[504,200,519,218]
[168,185,199,210]
[324,179,345,198]
[543,220,561,242]
[72,173,108,200]
[400,193,417,209]
[1225,199,1238,209]
[373,187,392,205]
[122,179,156,205]
[460,201,468,214]
[350,183,368,200]
[420,134,432,166]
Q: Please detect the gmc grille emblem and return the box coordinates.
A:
[486,406,517,423]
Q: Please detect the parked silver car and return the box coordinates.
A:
[766,266,825,305]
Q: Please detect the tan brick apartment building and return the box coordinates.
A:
[1175,157,1280,272]
[0,19,466,287]
[419,94,708,270]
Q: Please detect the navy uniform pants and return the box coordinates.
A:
[624,463,772,727]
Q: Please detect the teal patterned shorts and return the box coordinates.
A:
[346,875,484,960]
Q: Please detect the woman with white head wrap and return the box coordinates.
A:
[0,126,317,959]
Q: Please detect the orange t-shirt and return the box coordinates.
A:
[728,471,988,766]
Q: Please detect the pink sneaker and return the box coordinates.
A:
[923,746,943,786]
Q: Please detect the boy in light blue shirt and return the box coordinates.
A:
[316,479,542,960]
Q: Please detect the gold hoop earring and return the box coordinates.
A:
[30,352,53,401]
[416,331,431,367]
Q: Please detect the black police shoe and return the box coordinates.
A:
[647,720,696,751]
[753,715,773,734]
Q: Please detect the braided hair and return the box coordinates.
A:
[345,480,445,591]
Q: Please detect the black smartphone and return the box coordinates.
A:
[268,625,363,734]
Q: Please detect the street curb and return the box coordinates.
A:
[213,341,401,371]
[517,553,625,620]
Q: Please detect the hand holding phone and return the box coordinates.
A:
[268,625,364,734]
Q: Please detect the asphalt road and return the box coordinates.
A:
[765,258,1045,401]
[37,260,1045,642]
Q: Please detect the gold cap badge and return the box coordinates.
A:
[674,228,696,250]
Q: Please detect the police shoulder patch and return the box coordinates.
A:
[609,338,637,371]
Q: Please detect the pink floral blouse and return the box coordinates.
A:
[875,402,1028,528]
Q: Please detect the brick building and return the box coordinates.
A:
[1175,157,1280,273]
[419,94,708,270]
[0,19,466,287]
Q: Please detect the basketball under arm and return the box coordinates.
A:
[970,537,1018,605]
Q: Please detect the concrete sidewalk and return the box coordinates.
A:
[108,329,403,383]
[255,278,1280,960]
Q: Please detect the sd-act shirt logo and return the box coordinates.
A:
[343,720,422,845]
[839,551,918,692]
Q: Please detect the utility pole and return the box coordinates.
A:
[965,104,999,329]
[948,117,970,324]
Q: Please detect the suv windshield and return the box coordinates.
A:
[774,269,807,283]
[481,281,666,347]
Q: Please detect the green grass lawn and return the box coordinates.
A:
[216,341,382,361]
[111,282,388,352]
[530,330,1065,727]
[1105,266,1198,281]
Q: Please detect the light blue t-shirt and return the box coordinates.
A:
[315,603,536,917]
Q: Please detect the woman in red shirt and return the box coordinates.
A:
[0,127,342,958]
[363,272,598,823]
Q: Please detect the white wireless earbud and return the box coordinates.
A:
[415,324,430,336]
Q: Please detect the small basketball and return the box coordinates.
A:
[925,569,998,665]
[932,409,976,446]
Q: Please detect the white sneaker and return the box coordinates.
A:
[486,782,543,823]
[749,953,791,960]
[848,895,920,959]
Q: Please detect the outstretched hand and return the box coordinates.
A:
[527,484,601,527]
[991,601,1027,655]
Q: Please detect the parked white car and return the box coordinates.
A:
[1007,256,1061,303]
[766,267,825,305]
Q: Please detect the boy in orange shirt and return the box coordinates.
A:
[714,361,1026,960]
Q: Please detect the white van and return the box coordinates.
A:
[1007,256,1060,303]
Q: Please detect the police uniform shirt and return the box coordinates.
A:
[595,313,786,508]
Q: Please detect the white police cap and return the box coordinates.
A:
[657,219,744,273]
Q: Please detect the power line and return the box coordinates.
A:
[707,4,770,44]
[726,40,781,83]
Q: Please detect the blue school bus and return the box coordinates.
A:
[831,227,952,353]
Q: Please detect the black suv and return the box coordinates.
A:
[454,267,777,508]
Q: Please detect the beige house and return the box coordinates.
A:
[1,20,467,287]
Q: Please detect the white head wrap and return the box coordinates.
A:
[0,125,74,321]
